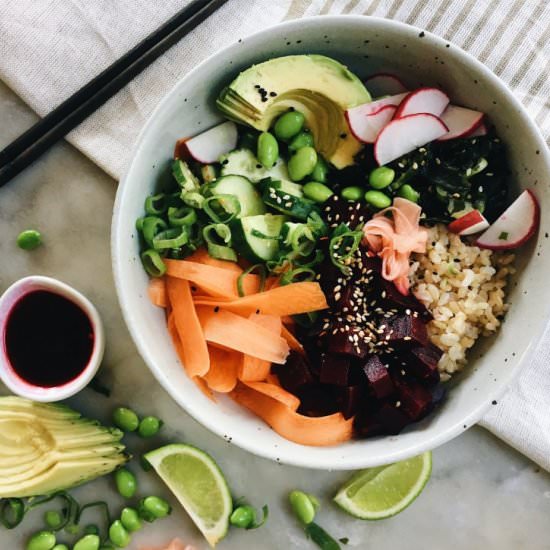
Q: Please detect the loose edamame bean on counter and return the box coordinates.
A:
[114,468,137,499]
[364,190,392,209]
[397,183,420,203]
[288,131,314,152]
[112,407,139,432]
[140,496,171,519]
[302,181,333,203]
[109,520,130,548]
[120,507,142,532]
[274,110,305,141]
[289,490,317,525]
[17,229,42,251]
[341,186,363,202]
[288,146,318,182]
[138,416,162,438]
[368,166,395,189]
[229,505,255,529]
[26,531,56,550]
[73,534,100,550]
[256,132,279,168]
[44,510,63,530]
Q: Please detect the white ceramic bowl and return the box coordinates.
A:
[112,16,550,470]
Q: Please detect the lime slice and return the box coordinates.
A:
[145,444,232,547]
[333,451,432,520]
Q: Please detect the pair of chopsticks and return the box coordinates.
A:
[0,0,229,187]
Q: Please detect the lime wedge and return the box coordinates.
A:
[145,444,232,547]
[333,451,432,519]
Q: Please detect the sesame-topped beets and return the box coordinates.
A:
[273,238,445,438]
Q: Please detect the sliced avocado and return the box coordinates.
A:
[216,55,371,168]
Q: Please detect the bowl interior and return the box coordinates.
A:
[113,16,550,469]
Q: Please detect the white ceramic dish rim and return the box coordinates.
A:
[112,15,550,469]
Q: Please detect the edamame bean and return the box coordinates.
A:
[229,505,255,529]
[274,111,305,140]
[368,166,395,189]
[288,131,314,152]
[114,468,137,499]
[138,416,162,438]
[256,132,279,169]
[311,156,328,183]
[52,545,68,550]
[303,181,333,203]
[73,534,100,550]
[120,507,142,532]
[17,229,42,251]
[397,184,420,203]
[109,520,131,548]
[288,491,316,525]
[364,190,392,209]
[288,147,317,182]
[141,496,171,519]
[26,531,56,550]
[44,510,63,529]
[341,186,364,202]
[112,407,139,432]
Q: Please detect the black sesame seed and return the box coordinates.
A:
[419,31,425,37]
[214,306,220,313]
[270,91,277,97]
[340,133,347,139]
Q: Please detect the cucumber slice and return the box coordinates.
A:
[220,149,289,183]
[172,159,200,192]
[232,214,286,262]
[207,175,265,218]
[262,183,317,221]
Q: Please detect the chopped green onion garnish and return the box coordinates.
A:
[280,267,316,286]
[329,224,362,276]
[144,193,167,215]
[237,264,267,297]
[207,243,238,262]
[152,227,189,250]
[203,223,232,245]
[203,194,241,224]
[141,216,168,246]
[181,191,205,209]
[141,249,166,277]
[168,206,197,227]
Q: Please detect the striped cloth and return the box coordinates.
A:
[1,0,550,469]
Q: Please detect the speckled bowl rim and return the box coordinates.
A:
[112,15,550,470]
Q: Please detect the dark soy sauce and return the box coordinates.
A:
[5,290,94,387]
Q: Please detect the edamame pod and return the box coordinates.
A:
[274,111,305,140]
[288,147,318,182]
[257,132,279,168]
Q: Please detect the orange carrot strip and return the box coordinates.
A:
[148,277,167,308]
[186,247,243,273]
[243,381,300,411]
[193,376,215,401]
[165,259,259,299]
[281,325,305,355]
[238,315,281,382]
[196,307,289,364]
[231,383,354,446]
[166,277,209,377]
[192,282,328,317]
[203,345,241,393]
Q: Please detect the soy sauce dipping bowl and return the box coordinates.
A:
[0,276,105,402]
[112,16,550,469]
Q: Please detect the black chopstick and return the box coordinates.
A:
[0,0,228,186]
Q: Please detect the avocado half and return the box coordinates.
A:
[216,55,371,169]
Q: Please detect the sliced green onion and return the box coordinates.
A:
[237,264,267,297]
[0,498,25,529]
[27,492,80,533]
[299,249,324,269]
[283,223,316,257]
[135,217,145,232]
[247,504,269,530]
[152,227,189,250]
[141,216,168,246]
[203,194,241,224]
[77,501,111,537]
[329,224,362,276]
[280,267,316,286]
[167,206,197,227]
[203,223,231,245]
[306,211,328,237]
[207,243,238,262]
[181,191,205,209]
[141,249,167,277]
[144,193,167,215]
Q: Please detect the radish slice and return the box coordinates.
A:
[364,73,408,96]
[464,122,488,138]
[438,105,484,141]
[374,113,449,166]
[475,190,540,250]
[448,210,489,235]
[184,121,238,163]
[394,87,450,118]
[345,104,397,143]
[346,92,408,117]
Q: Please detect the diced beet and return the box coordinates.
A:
[327,326,369,359]
[382,314,429,348]
[408,345,442,384]
[374,403,412,434]
[320,354,352,386]
[273,350,314,394]
[362,355,394,399]
[393,377,433,421]
[431,384,447,407]
[336,385,364,419]
[354,413,384,437]
[297,384,339,417]
[378,278,433,321]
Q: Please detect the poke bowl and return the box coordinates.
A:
[112,16,550,470]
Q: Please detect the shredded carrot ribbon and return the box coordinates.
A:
[362,198,428,295]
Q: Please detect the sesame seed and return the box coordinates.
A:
[404,336,412,341]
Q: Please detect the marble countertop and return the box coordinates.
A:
[1,80,549,550]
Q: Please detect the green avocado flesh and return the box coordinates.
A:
[0,397,128,497]
[216,55,371,168]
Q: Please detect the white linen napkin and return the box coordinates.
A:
[1,0,550,470]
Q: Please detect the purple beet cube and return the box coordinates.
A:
[272,350,314,394]
[297,384,338,417]
[408,345,443,384]
[394,378,433,421]
[378,278,433,321]
[327,326,369,359]
[383,314,429,348]
[336,385,364,419]
[374,403,411,435]
[362,355,394,399]
[354,409,384,437]
[320,354,352,386]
